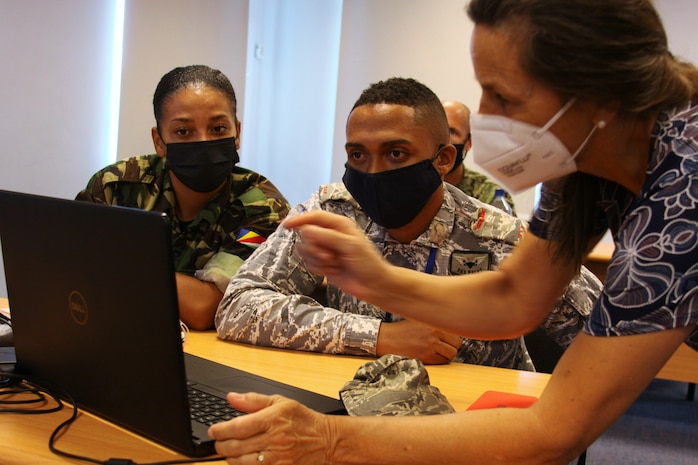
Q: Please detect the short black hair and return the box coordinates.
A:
[351,77,450,145]
[153,65,237,126]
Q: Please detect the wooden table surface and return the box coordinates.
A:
[1,297,551,464]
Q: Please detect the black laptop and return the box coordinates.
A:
[0,189,345,457]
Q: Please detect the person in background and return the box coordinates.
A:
[215,76,600,369]
[76,65,290,330]
[442,99,517,214]
[209,1,698,463]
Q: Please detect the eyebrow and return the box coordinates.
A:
[345,139,414,150]
[208,113,234,122]
[167,114,234,124]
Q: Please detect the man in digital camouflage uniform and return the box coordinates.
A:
[215,77,601,369]
[442,100,517,214]
[76,65,290,330]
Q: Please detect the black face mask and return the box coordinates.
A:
[449,143,466,174]
[448,133,471,174]
[342,151,443,229]
[165,137,239,193]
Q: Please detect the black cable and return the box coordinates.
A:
[2,372,225,464]
[46,389,226,464]
[47,388,103,464]
[0,372,63,413]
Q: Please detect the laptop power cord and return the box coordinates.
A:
[1,371,225,465]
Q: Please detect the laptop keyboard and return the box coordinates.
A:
[188,384,245,426]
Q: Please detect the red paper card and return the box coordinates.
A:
[467,390,538,410]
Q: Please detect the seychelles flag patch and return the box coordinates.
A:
[236,229,266,249]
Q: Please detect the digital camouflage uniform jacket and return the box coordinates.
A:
[216,183,602,370]
[76,154,291,292]
[455,164,517,216]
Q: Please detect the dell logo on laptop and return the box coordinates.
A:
[68,291,88,325]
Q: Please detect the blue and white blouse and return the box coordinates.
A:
[531,102,698,350]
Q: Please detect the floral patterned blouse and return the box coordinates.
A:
[531,102,698,350]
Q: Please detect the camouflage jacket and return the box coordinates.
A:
[216,183,602,370]
[455,165,517,216]
[75,154,290,292]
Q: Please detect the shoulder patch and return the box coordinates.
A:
[318,183,356,204]
[471,206,526,245]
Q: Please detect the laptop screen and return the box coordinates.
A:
[0,190,199,453]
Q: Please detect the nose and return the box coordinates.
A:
[365,159,384,174]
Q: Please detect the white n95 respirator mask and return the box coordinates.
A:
[470,99,600,193]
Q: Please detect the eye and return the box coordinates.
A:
[174,127,190,137]
[480,88,510,114]
[212,124,228,134]
[348,150,364,161]
[387,149,407,161]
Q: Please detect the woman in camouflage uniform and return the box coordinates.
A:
[77,65,290,330]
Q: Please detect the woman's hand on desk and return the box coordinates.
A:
[209,392,331,465]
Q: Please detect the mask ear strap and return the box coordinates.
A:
[571,123,600,160]
[430,144,446,162]
[535,98,577,137]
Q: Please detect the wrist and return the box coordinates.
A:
[362,264,417,311]
[375,321,394,357]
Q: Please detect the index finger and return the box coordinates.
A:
[283,210,359,233]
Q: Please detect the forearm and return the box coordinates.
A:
[175,273,222,330]
[217,277,380,355]
[329,328,693,465]
[327,408,572,465]
[288,211,576,340]
[360,268,552,341]
[212,391,575,465]
[357,234,576,340]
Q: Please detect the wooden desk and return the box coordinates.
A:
[656,343,698,390]
[583,240,615,283]
[1,297,550,464]
[183,332,550,411]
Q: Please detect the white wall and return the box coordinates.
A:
[117,0,249,159]
[0,0,117,198]
[655,0,698,64]
[1,0,697,298]
[240,0,343,208]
